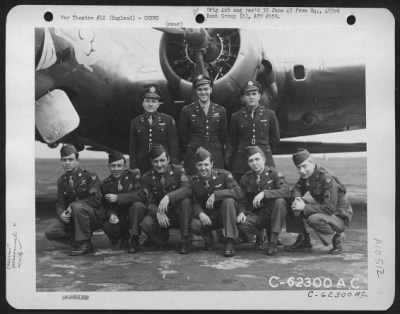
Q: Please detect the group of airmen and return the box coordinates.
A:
[45,75,353,258]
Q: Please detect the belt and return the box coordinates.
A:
[239,140,270,147]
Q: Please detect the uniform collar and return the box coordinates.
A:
[66,167,82,177]
[198,169,218,181]
[152,165,173,177]
[308,165,320,181]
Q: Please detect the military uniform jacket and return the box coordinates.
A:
[56,167,104,219]
[189,169,244,217]
[100,170,144,217]
[179,101,229,172]
[292,165,353,226]
[230,105,280,172]
[239,167,291,212]
[129,112,179,171]
[141,165,191,215]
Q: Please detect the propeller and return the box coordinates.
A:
[156,28,219,79]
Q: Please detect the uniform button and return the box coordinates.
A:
[253,129,255,132]
[149,139,152,142]
[206,126,209,128]
[149,129,152,132]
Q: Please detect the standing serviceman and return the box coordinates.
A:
[44,144,105,256]
[238,146,290,255]
[229,80,280,181]
[129,84,179,175]
[179,74,230,175]
[190,147,244,257]
[101,152,147,253]
[139,145,193,254]
[288,148,353,254]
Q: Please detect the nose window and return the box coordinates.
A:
[293,65,306,80]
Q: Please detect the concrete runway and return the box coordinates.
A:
[35,157,367,291]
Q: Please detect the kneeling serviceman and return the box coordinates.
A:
[190,147,244,257]
[140,144,193,254]
[101,152,146,253]
[238,146,290,255]
[45,145,105,256]
[289,148,353,254]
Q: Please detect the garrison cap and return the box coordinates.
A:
[141,85,161,100]
[241,80,261,95]
[246,145,265,159]
[149,144,167,160]
[195,146,212,162]
[193,74,213,88]
[292,148,311,166]
[108,151,125,164]
[60,144,77,157]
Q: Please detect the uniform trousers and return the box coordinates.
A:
[191,198,239,240]
[140,198,192,246]
[45,200,103,243]
[239,198,287,241]
[306,213,345,245]
[102,201,147,244]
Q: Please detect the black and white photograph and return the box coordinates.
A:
[5,5,395,310]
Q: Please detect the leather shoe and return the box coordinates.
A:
[70,240,93,256]
[179,238,191,254]
[266,242,278,255]
[329,233,344,254]
[128,236,140,253]
[224,239,235,257]
[285,234,312,252]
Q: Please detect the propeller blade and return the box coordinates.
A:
[193,50,210,79]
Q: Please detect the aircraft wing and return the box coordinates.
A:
[275,141,366,155]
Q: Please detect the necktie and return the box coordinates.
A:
[69,176,74,189]
[251,110,255,119]
[256,175,261,185]
[117,180,123,192]
[204,180,209,189]
[160,175,165,186]
[148,115,153,126]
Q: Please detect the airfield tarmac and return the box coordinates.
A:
[35,156,367,291]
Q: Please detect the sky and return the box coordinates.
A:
[34,27,366,159]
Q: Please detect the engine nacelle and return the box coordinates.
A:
[159,29,269,106]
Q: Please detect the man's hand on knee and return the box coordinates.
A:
[199,212,212,226]
[60,207,72,223]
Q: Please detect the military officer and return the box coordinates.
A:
[229,80,280,181]
[129,84,179,175]
[101,152,147,253]
[44,145,105,256]
[190,147,244,257]
[139,145,193,254]
[288,148,353,254]
[179,74,229,175]
[238,146,290,255]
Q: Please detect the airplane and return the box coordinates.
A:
[35,27,366,156]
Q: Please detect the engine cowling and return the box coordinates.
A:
[159,29,271,106]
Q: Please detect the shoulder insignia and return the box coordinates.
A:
[276,171,284,178]
[227,173,233,179]
[91,175,97,181]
